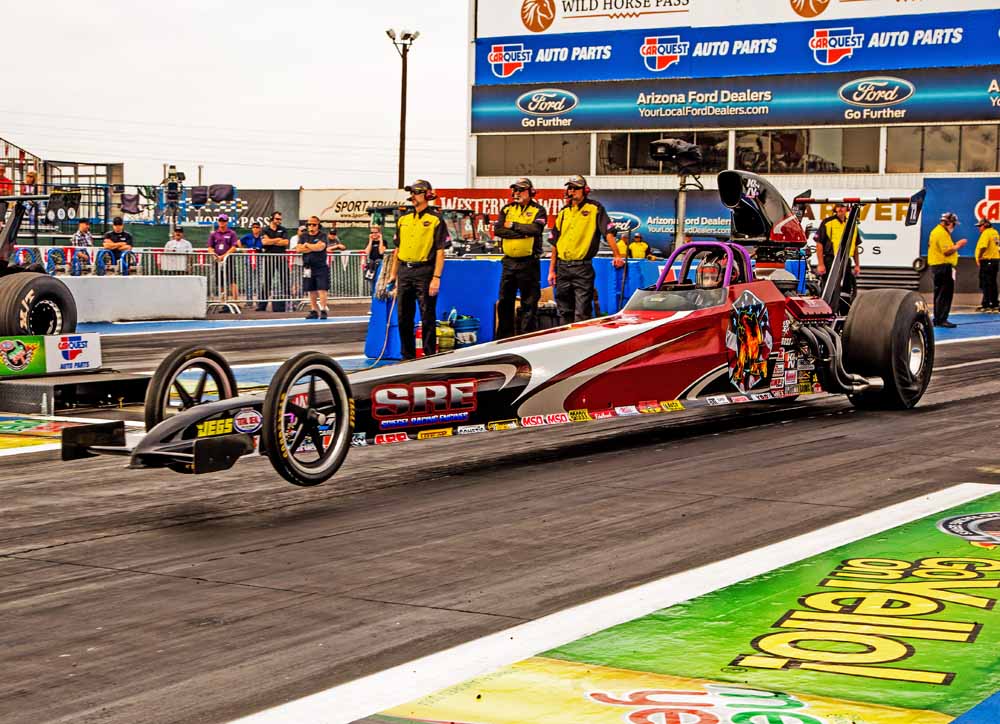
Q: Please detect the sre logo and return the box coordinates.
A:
[372,380,478,419]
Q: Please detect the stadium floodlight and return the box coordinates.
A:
[386,27,420,189]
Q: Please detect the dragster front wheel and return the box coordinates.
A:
[144,345,239,431]
[261,352,353,487]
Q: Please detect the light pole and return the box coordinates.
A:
[386,29,419,189]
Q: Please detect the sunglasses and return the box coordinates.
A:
[307,223,319,227]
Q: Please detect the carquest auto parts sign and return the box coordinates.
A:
[471,64,1000,132]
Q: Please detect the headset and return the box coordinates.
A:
[564,177,591,198]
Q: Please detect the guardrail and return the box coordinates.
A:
[10,246,371,308]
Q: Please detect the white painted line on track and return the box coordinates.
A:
[228,483,997,724]
[936,357,1000,371]
[0,443,60,457]
[938,333,1000,345]
[91,318,370,337]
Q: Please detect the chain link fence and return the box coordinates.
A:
[12,246,370,308]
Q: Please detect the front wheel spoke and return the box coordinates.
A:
[172,380,195,408]
[289,423,311,453]
[307,375,318,407]
[192,370,209,403]
[286,403,309,421]
[309,426,327,456]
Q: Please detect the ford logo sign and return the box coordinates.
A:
[838,76,915,108]
[516,88,579,117]
[609,212,641,234]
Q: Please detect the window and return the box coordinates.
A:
[477,134,591,176]
[960,125,998,172]
[737,128,878,174]
[596,131,728,175]
[886,127,922,173]
[923,126,959,173]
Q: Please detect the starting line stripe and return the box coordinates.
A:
[228,483,997,724]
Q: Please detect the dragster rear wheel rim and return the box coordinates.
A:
[30,299,62,335]
[276,363,350,475]
[908,322,926,378]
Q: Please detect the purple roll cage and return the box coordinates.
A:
[655,241,754,290]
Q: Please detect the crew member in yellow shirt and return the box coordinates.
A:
[927,212,967,328]
[615,233,652,259]
[975,217,1000,312]
[387,179,447,359]
[493,177,548,338]
[547,175,624,324]
[815,202,860,298]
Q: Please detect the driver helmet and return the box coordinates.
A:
[696,260,723,289]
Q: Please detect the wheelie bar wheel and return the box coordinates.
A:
[144,345,239,431]
[261,351,353,487]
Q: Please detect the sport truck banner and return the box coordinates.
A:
[472,64,1000,132]
[362,490,1000,723]
[298,188,410,223]
[478,0,998,37]
[921,177,1000,259]
[476,9,998,85]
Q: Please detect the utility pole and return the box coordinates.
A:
[386,29,420,189]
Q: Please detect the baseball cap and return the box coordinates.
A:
[112,216,124,225]
[941,212,959,224]
[834,201,849,209]
[251,221,261,227]
[977,218,991,228]
[634,232,644,240]
[217,213,229,222]
[174,226,184,233]
[564,174,588,189]
[404,179,433,194]
[510,177,534,191]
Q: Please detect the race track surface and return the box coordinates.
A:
[1,336,999,723]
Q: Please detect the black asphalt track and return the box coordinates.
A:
[1,333,998,723]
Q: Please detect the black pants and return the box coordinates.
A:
[555,260,595,325]
[932,264,955,324]
[497,256,541,339]
[979,259,999,308]
[256,251,287,312]
[397,265,437,359]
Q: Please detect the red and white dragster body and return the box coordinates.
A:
[62,171,933,487]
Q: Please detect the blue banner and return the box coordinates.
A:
[472,65,1000,133]
[921,178,1000,258]
[476,9,999,85]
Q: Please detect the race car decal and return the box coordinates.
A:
[727,290,773,393]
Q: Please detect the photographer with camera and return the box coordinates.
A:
[363,227,387,296]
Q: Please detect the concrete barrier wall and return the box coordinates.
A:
[61,276,207,322]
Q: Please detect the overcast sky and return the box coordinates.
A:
[3,1,470,189]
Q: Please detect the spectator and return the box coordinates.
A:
[289,224,306,250]
[102,216,134,268]
[928,212,967,328]
[208,213,240,301]
[326,226,346,252]
[162,227,193,273]
[240,221,264,251]
[362,227,387,296]
[258,210,288,312]
[299,215,329,319]
[71,219,94,247]
[20,169,38,195]
[975,218,999,313]
[0,164,12,196]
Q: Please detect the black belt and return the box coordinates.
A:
[400,261,432,268]
[557,259,591,266]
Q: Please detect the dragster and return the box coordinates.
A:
[62,171,933,487]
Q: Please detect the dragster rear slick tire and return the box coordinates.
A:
[261,351,353,487]
[144,345,239,431]
[0,272,77,336]
[842,289,934,410]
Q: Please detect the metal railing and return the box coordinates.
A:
[11,246,371,307]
